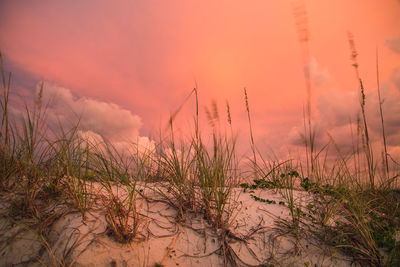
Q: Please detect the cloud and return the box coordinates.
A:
[77,130,155,157]
[286,58,400,159]
[391,68,400,91]
[41,82,143,143]
[367,82,400,142]
[28,82,155,157]
[287,59,356,145]
[307,57,332,87]
[386,38,400,54]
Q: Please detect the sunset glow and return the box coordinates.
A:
[2,2,400,265]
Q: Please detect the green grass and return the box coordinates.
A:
[155,139,197,221]
[194,131,236,229]
[51,125,95,217]
[93,138,151,243]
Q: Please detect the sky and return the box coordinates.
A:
[0,0,400,163]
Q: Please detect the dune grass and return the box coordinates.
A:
[1,29,400,266]
[156,139,197,221]
[153,94,238,236]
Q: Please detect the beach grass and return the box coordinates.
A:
[1,33,400,266]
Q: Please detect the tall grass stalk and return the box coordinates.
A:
[0,52,11,148]
[349,117,361,183]
[0,52,16,189]
[194,86,199,144]
[348,33,375,187]
[244,88,257,178]
[226,100,239,178]
[155,87,199,222]
[292,0,314,176]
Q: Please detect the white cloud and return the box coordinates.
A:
[308,57,331,87]
[34,82,157,161]
[77,130,103,145]
[41,83,143,143]
[287,58,400,161]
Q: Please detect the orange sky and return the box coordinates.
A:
[1,0,399,158]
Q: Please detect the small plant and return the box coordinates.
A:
[252,159,290,191]
[156,139,197,221]
[253,179,280,189]
[279,170,303,254]
[54,130,94,217]
[239,182,250,189]
[195,133,236,229]
[102,194,139,243]
[14,84,53,218]
[300,177,316,192]
[95,140,150,243]
[250,194,277,204]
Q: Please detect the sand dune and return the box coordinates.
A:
[0,183,351,267]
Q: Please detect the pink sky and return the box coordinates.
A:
[1,0,400,160]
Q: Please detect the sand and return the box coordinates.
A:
[0,183,351,267]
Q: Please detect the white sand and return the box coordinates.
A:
[0,184,351,266]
